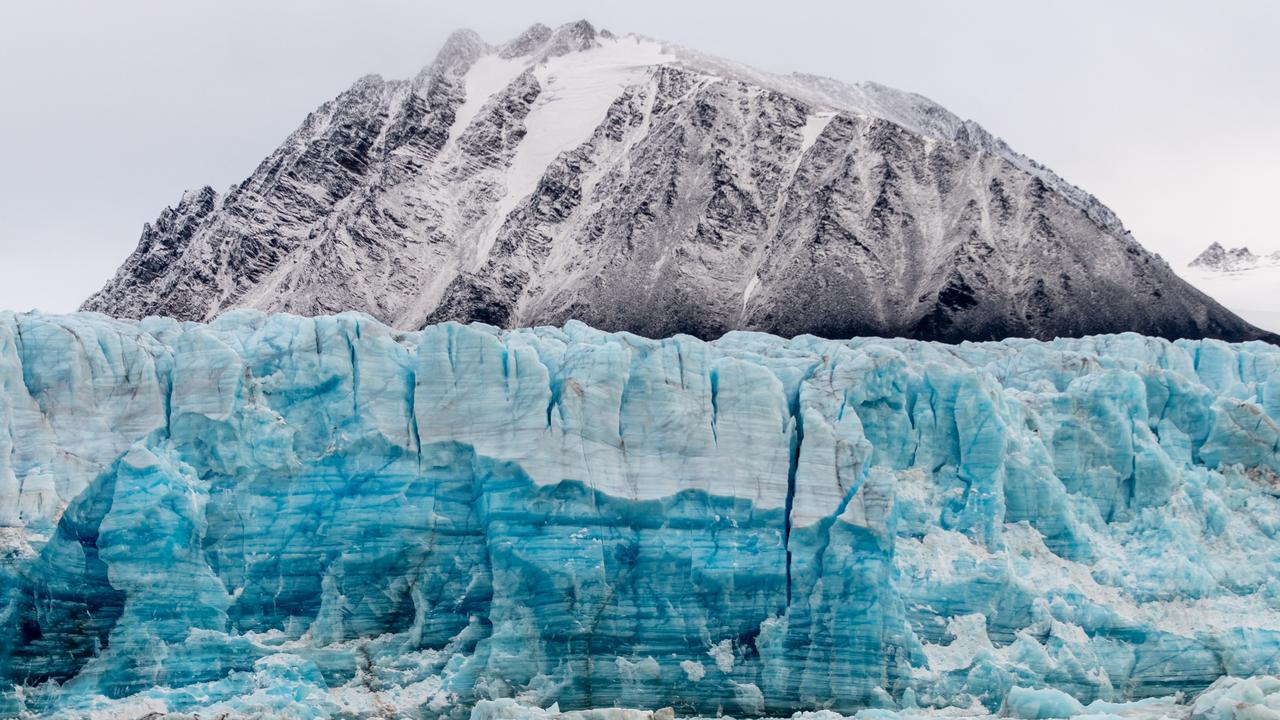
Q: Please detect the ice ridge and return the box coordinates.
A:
[1,311,1279,718]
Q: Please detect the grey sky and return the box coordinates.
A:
[2,0,1277,313]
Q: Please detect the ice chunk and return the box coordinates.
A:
[1192,676,1280,720]
[1003,686,1087,719]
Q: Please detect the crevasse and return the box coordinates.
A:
[1,310,1279,718]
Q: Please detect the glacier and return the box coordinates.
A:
[1,310,1279,719]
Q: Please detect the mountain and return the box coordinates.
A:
[1189,242,1280,272]
[1181,242,1280,333]
[82,21,1273,344]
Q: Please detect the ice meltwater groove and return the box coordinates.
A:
[0,310,1279,718]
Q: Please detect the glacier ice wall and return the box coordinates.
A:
[1,311,1279,718]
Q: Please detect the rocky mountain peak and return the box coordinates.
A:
[81,21,1276,344]
[498,23,554,59]
[421,28,488,78]
[1189,242,1280,272]
[539,19,600,59]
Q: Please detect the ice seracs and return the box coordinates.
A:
[2,311,1279,717]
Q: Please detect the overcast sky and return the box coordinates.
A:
[1,0,1277,313]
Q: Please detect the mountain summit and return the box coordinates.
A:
[83,21,1272,343]
[1183,242,1280,334]
[1189,242,1280,273]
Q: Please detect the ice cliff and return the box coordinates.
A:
[2,311,1279,718]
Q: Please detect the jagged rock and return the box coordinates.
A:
[81,22,1274,344]
[1189,242,1280,272]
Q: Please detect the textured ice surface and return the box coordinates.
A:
[2,311,1280,718]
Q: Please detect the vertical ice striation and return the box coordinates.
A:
[79,23,1276,346]
[1,311,1279,718]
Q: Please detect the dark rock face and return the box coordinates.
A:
[83,21,1276,344]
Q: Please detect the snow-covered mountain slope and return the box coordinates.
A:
[82,21,1273,344]
[1181,243,1280,333]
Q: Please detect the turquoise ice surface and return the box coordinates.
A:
[1,311,1278,718]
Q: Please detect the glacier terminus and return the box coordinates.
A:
[2,311,1280,718]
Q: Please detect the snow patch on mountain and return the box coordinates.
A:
[798,110,837,155]
[448,55,529,149]
[475,35,675,268]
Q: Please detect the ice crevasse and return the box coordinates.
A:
[1,310,1280,719]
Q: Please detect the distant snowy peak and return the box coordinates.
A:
[1189,242,1280,272]
[83,20,1273,344]
[1182,243,1280,334]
